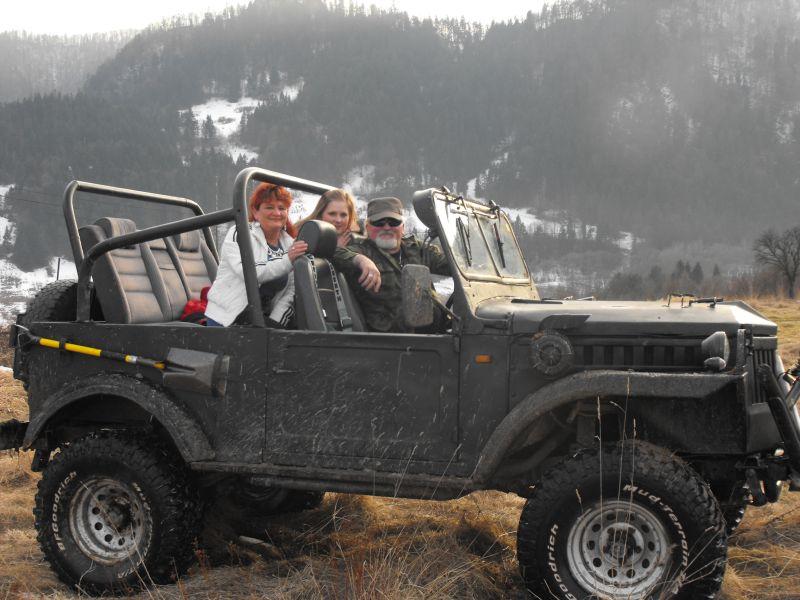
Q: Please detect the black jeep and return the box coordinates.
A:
[2,167,799,599]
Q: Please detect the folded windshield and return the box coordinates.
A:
[435,196,529,281]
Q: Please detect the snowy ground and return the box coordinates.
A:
[0,184,17,261]
[188,80,304,163]
[187,96,261,162]
[0,257,77,324]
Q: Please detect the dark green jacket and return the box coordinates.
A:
[333,235,451,333]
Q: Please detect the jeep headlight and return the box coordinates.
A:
[701,331,729,371]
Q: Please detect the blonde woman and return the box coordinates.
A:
[298,188,362,247]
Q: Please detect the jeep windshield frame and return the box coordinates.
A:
[412,188,539,316]
[433,192,530,284]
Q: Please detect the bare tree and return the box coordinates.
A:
[754,226,800,299]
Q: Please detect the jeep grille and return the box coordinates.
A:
[574,342,701,370]
[751,346,776,404]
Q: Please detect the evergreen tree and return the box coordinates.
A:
[690,262,704,285]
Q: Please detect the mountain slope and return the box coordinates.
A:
[2,0,800,270]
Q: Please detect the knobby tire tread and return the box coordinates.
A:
[33,431,202,595]
[517,440,727,600]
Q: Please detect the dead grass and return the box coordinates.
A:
[745,298,800,367]
[0,326,12,370]
[0,300,799,598]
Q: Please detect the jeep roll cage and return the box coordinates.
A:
[66,168,334,326]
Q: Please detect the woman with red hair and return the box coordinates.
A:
[205,183,308,327]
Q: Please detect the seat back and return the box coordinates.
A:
[79,217,169,324]
[293,220,366,332]
[169,230,217,299]
[148,238,190,321]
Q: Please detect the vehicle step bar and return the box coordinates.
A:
[191,460,473,500]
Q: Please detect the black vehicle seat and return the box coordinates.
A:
[147,238,190,321]
[293,220,365,332]
[168,231,217,299]
[78,217,171,324]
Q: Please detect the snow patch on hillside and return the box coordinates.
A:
[0,184,16,245]
[0,257,77,324]
[190,96,259,138]
[344,165,380,197]
[0,217,16,245]
[775,102,800,144]
[186,81,302,162]
[0,184,13,203]
[277,81,303,101]
[186,96,260,162]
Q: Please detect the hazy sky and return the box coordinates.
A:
[4,1,546,35]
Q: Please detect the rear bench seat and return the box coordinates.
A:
[79,217,216,324]
[169,231,217,298]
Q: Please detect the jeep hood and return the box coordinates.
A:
[475,299,777,337]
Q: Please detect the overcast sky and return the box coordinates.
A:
[4,1,546,35]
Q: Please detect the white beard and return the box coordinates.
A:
[375,236,399,251]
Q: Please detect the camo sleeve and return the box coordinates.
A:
[422,242,452,277]
[331,246,363,278]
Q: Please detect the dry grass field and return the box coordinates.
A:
[0,298,799,599]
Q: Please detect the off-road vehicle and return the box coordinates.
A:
[2,167,799,599]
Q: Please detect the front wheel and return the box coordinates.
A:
[517,441,727,600]
[34,432,202,595]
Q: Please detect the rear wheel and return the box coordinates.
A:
[228,478,325,515]
[34,432,201,594]
[517,441,727,600]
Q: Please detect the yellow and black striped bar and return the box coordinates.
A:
[33,336,165,370]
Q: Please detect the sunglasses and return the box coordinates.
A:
[369,217,403,228]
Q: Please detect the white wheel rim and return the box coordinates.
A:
[566,499,672,598]
[68,477,149,565]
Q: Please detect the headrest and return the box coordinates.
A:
[172,230,201,252]
[297,220,338,259]
[95,217,137,239]
[148,237,167,250]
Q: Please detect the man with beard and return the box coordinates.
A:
[334,196,451,333]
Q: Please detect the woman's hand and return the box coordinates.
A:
[337,230,352,248]
[354,255,381,292]
[287,240,309,263]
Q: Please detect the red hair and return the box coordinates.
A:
[248,183,297,237]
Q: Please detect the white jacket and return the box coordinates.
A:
[205,222,295,327]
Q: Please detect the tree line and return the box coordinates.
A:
[2,0,800,276]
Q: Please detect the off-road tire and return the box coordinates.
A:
[229,479,325,515]
[517,441,727,600]
[715,482,750,536]
[23,279,80,324]
[280,490,325,512]
[34,432,201,595]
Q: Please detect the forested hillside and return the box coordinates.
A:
[0,31,131,103]
[1,0,800,273]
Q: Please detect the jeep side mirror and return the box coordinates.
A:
[402,265,434,329]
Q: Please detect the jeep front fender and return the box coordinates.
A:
[472,369,741,484]
[23,374,215,463]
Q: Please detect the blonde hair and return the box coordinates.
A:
[297,188,359,233]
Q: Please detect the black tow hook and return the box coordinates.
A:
[758,365,800,482]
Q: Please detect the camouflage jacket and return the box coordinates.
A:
[333,235,451,333]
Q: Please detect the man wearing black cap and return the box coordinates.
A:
[334,196,451,333]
